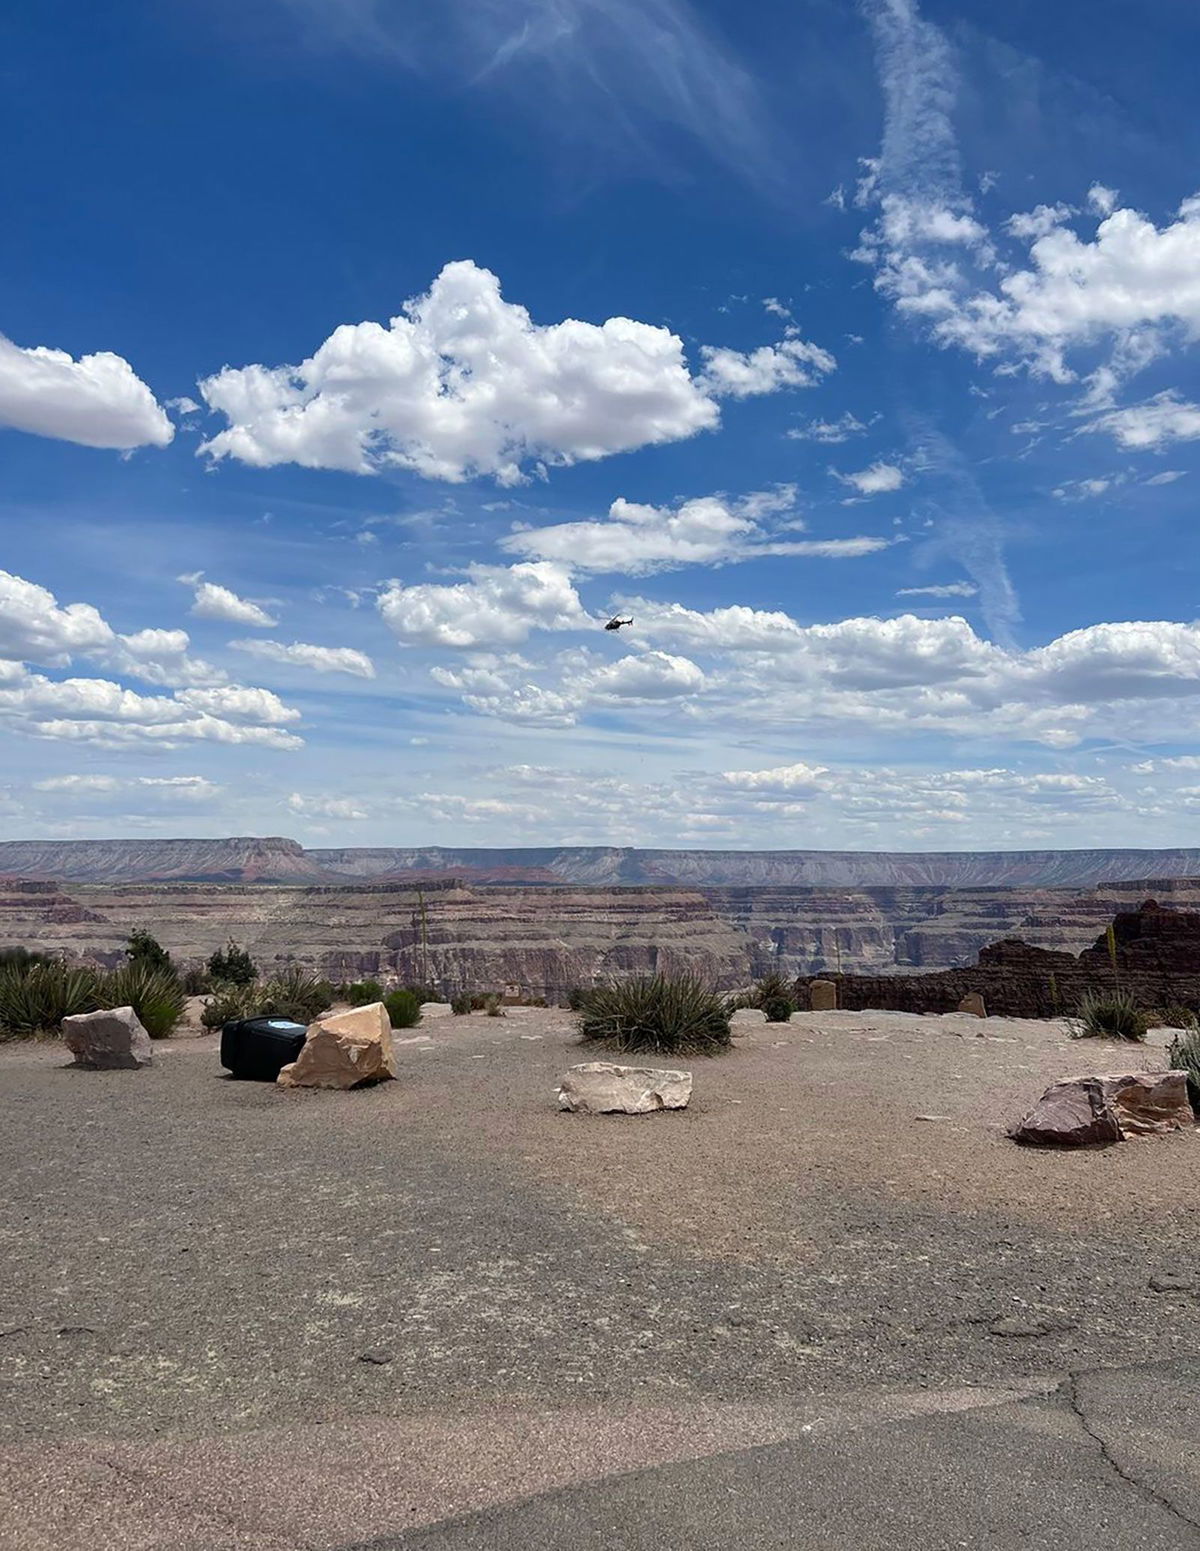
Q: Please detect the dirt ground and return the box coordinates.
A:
[2,1006,1198,1549]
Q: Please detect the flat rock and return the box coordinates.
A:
[1010,1070,1193,1147]
[419,1002,453,1018]
[730,1008,767,1026]
[1149,1272,1197,1293]
[809,980,838,1012]
[557,1062,692,1115]
[62,1006,152,1070]
[277,1002,396,1090]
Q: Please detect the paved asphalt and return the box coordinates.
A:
[3,1016,1199,1549]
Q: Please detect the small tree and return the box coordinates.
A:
[126,929,173,975]
[208,939,257,987]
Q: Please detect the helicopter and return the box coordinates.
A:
[604,616,634,632]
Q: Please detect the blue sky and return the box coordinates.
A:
[4,0,1200,849]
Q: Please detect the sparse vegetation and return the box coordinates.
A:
[483,992,505,1018]
[344,978,384,1006]
[450,993,473,1016]
[99,963,186,1039]
[125,929,173,975]
[0,959,99,1037]
[1146,1004,1198,1030]
[1069,990,1149,1043]
[761,995,794,1024]
[577,973,732,1058]
[567,986,592,1012]
[208,940,257,987]
[181,967,212,996]
[200,969,334,1029]
[1167,1027,1200,1114]
[383,989,422,1029]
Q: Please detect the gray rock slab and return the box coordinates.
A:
[61,1006,152,1070]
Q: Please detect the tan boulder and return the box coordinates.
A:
[1106,1071,1193,1136]
[809,980,837,1012]
[957,992,986,1018]
[277,1003,396,1090]
[558,1062,692,1114]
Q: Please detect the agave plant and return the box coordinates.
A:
[577,973,732,1057]
[1069,990,1149,1043]
[99,963,187,1039]
[0,959,100,1036]
[1167,1028,1200,1115]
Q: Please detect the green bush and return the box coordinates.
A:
[1167,1028,1200,1114]
[181,966,212,995]
[208,939,256,987]
[1069,990,1149,1043]
[0,959,100,1037]
[761,995,794,1024]
[125,929,173,974]
[99,963,186,1040]
[450,993,473,1016]
[577,973,732,1058]
[566,986,592,1011]
[345,978,384,1006]
[383,989,422,1029]
[0,946,49,971]
[483,992,505,1018]
[200,968,334,1030]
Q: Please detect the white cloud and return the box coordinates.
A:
[500,488,888,575]
[187,579,279,628]
[720,761,828,796]
[833,461,905,496]
[379,561,589,648]
[229,639,376,679]
[587,651,705,702]
[34,773,220,802]
[786,412,868,443]
[0,569,114,664]
[697,332,835,399]
[174,685,300,724]
[1085,391,1200,449]
[198,261,832,485]
[0,334,173,450]
[287,792,368,821]
[1146,469,1187,486]
[895,581,977,599]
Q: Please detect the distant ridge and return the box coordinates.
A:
[2,836,1200,888]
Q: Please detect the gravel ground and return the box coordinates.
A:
[2,1006,1198,1547]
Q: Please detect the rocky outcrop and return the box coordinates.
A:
[62,1006,152,1069]
[557,1063,692,1114]
[805,900,1200,1018]
[277,1004,396,1089]
[1010,1071,1193,1146]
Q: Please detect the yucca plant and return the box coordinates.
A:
[201,983,257,1029]
[577,973,732,1057]
[0,959,100,1036]
[99,963,186,1039]
[1069,989,1149,1043]
[1167,1028,1200,1115]
[258,967,334,1022]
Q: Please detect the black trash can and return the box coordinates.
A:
[220,1016,309,1081]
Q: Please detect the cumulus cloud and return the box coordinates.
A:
[587,650,705,702]
[229,639,376,678]
[0,569,114,664]
[379,561,589,648]
[287,792,369,820]
[500,487,889,575]
[833,461,905,496]
[198,261,832,485]
[0,334,173,450]
[186,579,279,628]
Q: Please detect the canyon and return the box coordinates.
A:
[4,850,1200,994]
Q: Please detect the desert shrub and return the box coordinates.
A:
[201,984,256,1029]
[1069,990,1149,1043]
[1147,1004,1198,1030]
[98,963,186,1040]
[125,929,173,974]
[345,978,384,1006]
[566,986,592,1011]
[181,967,212,996]
[577,973,732,1058]
[0,946,49,971]
[450,993,473,1016]
[483,992,505,1018]
[383,989,422,1029]
[762,995,794,1024]
[0,959,100,1036]
[1167,1028,1200,1114]
[208,940,257,987]
[200,969,333,1029]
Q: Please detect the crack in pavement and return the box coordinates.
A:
[1063,1371,1200,1534]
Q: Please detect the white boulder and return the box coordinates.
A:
[557,1061,692,1115]
[62,1006,153,1070]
